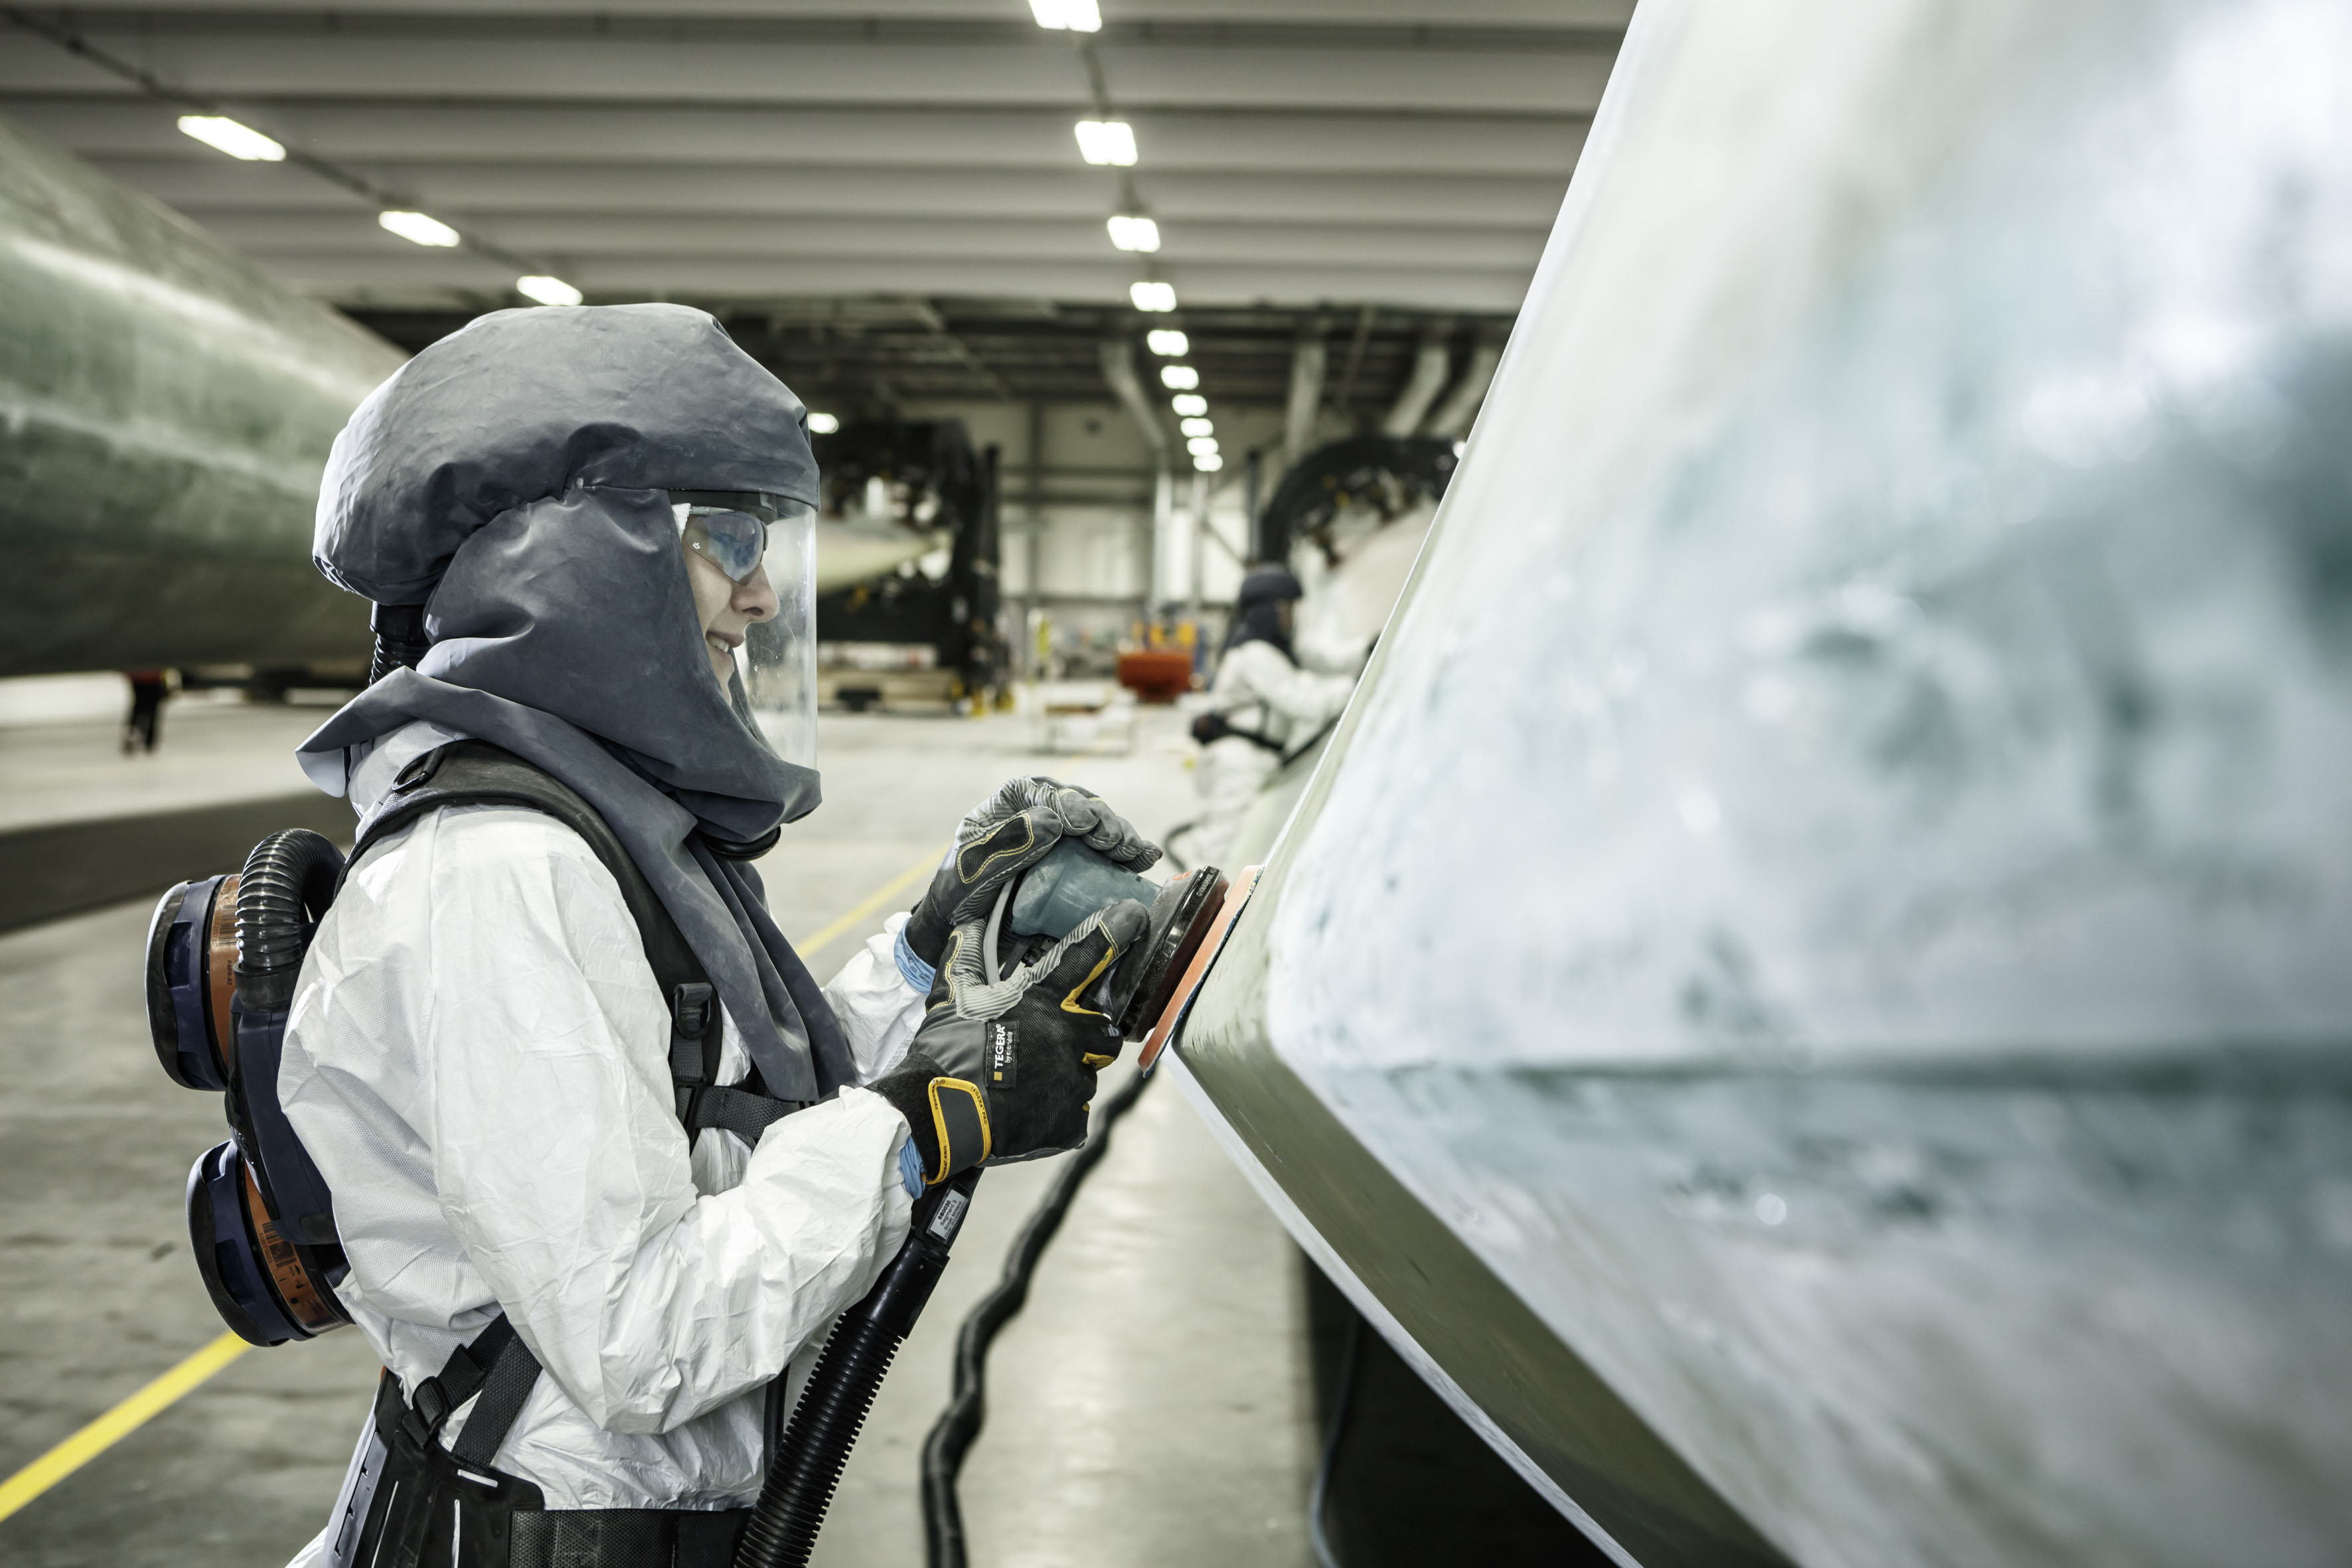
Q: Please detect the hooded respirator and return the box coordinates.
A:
[142,304,1243,1358]
[366,488,822,766]
[145,304,838,1344]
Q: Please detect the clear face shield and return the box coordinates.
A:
[670,490,819,768]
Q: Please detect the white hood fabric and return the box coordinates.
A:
[278,724,925,1561]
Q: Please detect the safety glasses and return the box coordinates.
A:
[680,509,766,583]
[668,491,815,584]
[666,489,820,767]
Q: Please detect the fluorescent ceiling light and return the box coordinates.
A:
[1030,0,1101,30]
[1187,436,1219,457]
[177,115,284,162]
[1146,329,1189,357]
[515,274,581,306]
[807,412,841,435]
[1170,393,1207,417]
[1107,215,1160,253]
[1074,120,1137,167]
[1160,364,1199,390]
[1180,417,1214,437]
[1194,453,1223,472]
[379,210,460,248]
[1129,281,1178,313]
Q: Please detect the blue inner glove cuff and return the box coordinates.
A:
[897,1135,925,1198]
[894,923,937,995]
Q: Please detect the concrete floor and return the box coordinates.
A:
[0,689,325,832]
[0,699,1316,1568]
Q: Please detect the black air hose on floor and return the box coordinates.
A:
[1308,1312,1366,1568]
[919,1063,1157,1568]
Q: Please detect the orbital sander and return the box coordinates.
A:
[733,842,1250,1568]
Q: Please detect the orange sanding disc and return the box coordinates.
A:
[1138,864,1261,1074]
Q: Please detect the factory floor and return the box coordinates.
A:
[0,690,1583,1568]
[0,694,1317,1568]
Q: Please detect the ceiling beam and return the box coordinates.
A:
[24,1,1632,23]
[4,98,1589,178]
[283,254,1537,314]
[189,210,1549,271]
[96,157,1573,229]
[0,32,1612,116]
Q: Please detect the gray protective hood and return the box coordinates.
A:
[298,303,851,1100]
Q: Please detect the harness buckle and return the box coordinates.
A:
[672,982,714,1040]
[410,1376,452,1435]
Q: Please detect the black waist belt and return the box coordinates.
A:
[508,1508,750,1568]
[327,1314,754,1568]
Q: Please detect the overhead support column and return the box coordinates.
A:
[1425,339,1506,439]
[1024,400,1046,674]
[1103,338,1175,612]
[1383,333,1454,435]
[1152,466,1195,609]
[1281,335,1327,473]
[1100,339,1169,463]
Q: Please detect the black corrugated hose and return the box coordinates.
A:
[736,1166,983,1568]
[919,1063,1158,1568]
[367,602,431,686]
[734,1024,1158,1568]
[232,829,345,1011]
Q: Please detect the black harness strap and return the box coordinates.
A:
[333,741,812,1561]
[398,1314,542,1469]
[685,1083,807,1142]
[359,1344,753,1568]
[668,982,807,1137]
[668,980,718,1122]
[1190,708,1285,753]
[350,742,703,989]
[451,1324,546,1471]
[347,740,805,1142]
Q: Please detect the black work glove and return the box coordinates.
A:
[872,898,1151,1185]
[903,777,1160,968]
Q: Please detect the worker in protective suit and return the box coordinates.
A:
[1188,564,1357,871]
[278,303,1155,1568]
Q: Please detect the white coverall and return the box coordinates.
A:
[1190,639,1355,872]
[279,722,925,1563]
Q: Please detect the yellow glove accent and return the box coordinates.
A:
[925,1077,991,1184]
[955,817,1036,885]
[1059,933,1122,1016]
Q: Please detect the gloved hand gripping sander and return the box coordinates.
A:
[995,836,1231,1037]
[733,845,1232,1568]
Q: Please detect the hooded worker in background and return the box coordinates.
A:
[278,304,1156,1567]
[1186,564,1358,872]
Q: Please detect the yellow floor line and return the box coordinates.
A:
[0,846,947,1527]
[791,844,942,956]
[0,1330,250,1524]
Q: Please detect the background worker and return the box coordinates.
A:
[1187,563,1358,871]
[121,667,169,753]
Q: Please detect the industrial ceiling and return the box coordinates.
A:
[0,1,1625,414]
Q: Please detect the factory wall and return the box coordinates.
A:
[898,398,1280,615]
